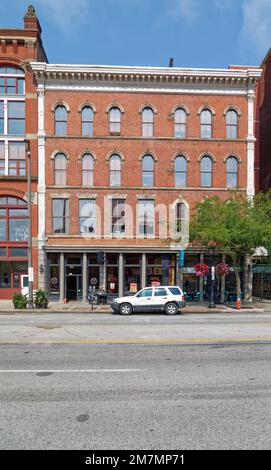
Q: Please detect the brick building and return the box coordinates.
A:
[0,7,261,302]
[0,6,47,299]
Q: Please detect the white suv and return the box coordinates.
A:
[111,286,186,315]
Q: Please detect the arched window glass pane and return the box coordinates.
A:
[82,106,94,136]
[55,105,67,136]
[200,109,212,138]
[142,107,154,137]
[175,108,186,138]
[226,157,238,188]
[0,197,28,243]
[201,156,212,187]
[142,155,154,187]
[54,153,67,185]
[175,156,187,187]
[0,65,25,95]
[226,110,238,139]
[110,155,121,186]
[82,154,94,186]
[109,107,121,133]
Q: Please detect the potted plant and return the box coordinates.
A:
[34,289,49,309]
[194,263,210,277]
[12,293,28,309]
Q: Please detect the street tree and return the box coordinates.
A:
[189,191,271,302]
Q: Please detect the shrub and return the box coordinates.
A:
[12,293,28,309]
[34,289,49,309]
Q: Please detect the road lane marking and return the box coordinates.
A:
[0,369,146,373]
[1,337,271,345]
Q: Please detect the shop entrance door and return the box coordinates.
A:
[66,275,77,300]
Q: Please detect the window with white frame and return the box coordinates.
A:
[142,155,154,187]
[175,155,187,188]
[0,66,25,177]
[82,154,94,186]
[52,198,69,234]
[226,110,238,139]
[226,156,238,188]
[138,199,155,236]
[200,156,213,187]
[55,105,67,136]
[200,109,212,138]
[174,108,187,138]
[142,107,154,137]
[109,154,121,186]
[109,107,121,134]
[79,199,96,234]
[175,202,185,233]
[81,106,94,137]
[111,199,125,234]
[54,153,67,186]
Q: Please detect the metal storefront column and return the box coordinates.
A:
[141,253,146,288]
[59,252,65,302]
[118,253,124,297]
[83,252,88,302]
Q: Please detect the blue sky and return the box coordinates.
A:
[1,0,271,68]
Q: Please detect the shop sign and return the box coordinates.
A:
[110,282,115,290]
[151,281,160,287]
[130,282,138,293]
[90,277,98,285]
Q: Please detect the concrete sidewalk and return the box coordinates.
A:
[0,299,266,314]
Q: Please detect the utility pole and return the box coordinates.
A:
[25,139,34,308]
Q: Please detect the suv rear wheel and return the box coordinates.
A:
[164,302,178,315]
[119,303,133,315]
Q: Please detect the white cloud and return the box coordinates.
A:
[240,0,271,55]
[166,0,198,24]
[38,0,91,32]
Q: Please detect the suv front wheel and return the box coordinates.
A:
[164,302,178,315]
[119,303,133,315]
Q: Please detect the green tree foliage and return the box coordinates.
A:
[190,191,271,299]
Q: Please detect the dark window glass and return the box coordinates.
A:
[154,287,168,296]
[0,248,6,257]
[9,248,28,257]
[176,203,185,232]
[168,287,181,295]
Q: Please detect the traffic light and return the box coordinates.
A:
[97,250,105,264]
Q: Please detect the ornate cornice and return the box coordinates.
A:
[30,62,262,89]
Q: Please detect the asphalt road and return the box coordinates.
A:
[1,332,271,449]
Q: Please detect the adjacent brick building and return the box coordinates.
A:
[0,5,47,298]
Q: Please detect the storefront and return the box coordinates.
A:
[0,197,28,299]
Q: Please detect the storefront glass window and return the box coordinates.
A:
[0,262,11,288]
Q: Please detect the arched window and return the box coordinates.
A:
[82,154,94,186]
[226,156,238,188]
[55,105,67,136]
[0,65,25,95]
[54,153,67,185]
[201,156,213,187]
[81,106,94,136]
[226,110,238,139]
[0,196,28,243]
[109,154,121,186]
[174,108,187,138]
[200,109,212,138]
[142,107,154,137]
[109,107,121,134]
[142,155,154,187]
[175,156,187,188]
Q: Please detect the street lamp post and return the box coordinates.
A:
[208,241,216,308]
[25,139,34,308]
